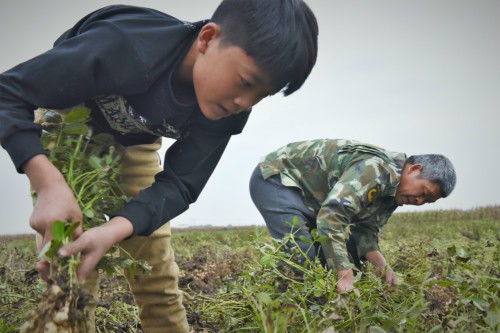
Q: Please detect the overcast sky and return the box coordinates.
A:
[1,0,499,235]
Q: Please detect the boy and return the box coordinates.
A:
[249,139,456,294]
[0,1,318,332]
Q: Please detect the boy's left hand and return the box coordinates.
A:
[58,216,134,281]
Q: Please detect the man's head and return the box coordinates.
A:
[191,0,318,120]
[395,154,457,206]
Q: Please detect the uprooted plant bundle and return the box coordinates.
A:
[20,221,92,333]
[20,107,151,332]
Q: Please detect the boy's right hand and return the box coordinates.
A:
[30,178,83,246]
[23,155,83,278]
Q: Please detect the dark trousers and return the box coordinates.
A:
[249,166,325,264]
[249,166,362,269]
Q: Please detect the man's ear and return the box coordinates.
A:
[197,22,221,54]
[408,163,423,175]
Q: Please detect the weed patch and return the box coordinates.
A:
[1,207,498,332]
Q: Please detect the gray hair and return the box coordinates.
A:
[406,154,457,197]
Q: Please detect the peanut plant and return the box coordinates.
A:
[21,107,150,332]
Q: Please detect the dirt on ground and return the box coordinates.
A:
[94,244,251,332]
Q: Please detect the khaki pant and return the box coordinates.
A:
[34,111,188,332]
[117,139,188,333]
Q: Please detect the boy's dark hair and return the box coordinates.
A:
[211,0,318,96]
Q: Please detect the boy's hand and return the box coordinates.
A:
[58,216,134,281]
[23,155,83,279]
[24,155,83,244]
[30,179,83,249]
[31,180,83,279]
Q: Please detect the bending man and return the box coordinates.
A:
[249,139,456,293]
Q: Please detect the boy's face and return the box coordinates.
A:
[395,164,442,206]
[192,24,275,120]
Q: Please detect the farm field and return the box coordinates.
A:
[1,206,499,332]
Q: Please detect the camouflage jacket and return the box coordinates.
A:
[259,139,407,271]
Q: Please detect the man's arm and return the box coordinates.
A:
[317,157,393,293]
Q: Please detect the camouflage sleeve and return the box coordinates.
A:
[316,157,386,271]
[350,184,398,261]
[349,222,380,260]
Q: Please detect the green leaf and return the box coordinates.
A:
[313,287,323,297]
[52,220,65,242]
[437,280,454,287]
[103,266,116,277]
[298,235,313,244]
[91,133,115,145]
[314,278,326,287]
[84,209,95,219]
[42,239,62,258]
[63,222,80,240]
[257,292,272,305]
[121,258,134,268]
[62,123,89,135]
[40,133,55,148]
[484,307,500,328]
[88,155,102,170]
[310,228,319,239]
[260,255,273,266]
[469,297,489,311]
[63,106,91,123]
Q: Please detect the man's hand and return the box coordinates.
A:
[58,216,134,281]
[336,268,360,296]
[381,266,398,286]
[365,250,398,287]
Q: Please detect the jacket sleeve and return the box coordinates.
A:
[0,5,186,172]
[0,30,150,172]
[348,220,381,260]
[114,129,232,236]
[115,108,250,236]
